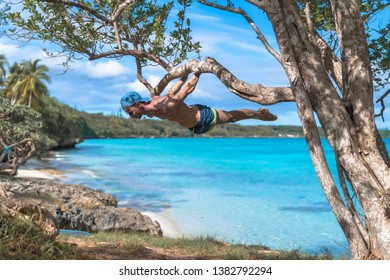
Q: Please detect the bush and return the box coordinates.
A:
[0,97,48,175]
[0,211,79,259]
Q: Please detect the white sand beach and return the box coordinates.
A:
[16,168,54,179]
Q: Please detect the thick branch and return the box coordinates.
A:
[304,1,318,48]
[152,57,295,105]
[330,0,390,191]
[330,0,374,125]
[315,34,343,92]
[113,21,122,51]
[108,0,136,23]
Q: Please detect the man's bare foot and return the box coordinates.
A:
[257,108,277,121]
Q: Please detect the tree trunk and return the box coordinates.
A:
[256,0,390,259]
[28,91,32,107]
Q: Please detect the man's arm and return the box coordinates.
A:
[169,73,201,101]
[167,75,188,96]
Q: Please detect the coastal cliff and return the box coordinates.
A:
[0,175,162,236]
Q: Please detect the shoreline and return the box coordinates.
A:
[16,168,55,179]
[142,210,183,238]
[15,167,180,238]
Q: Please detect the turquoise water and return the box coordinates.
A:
[41,138,390,256]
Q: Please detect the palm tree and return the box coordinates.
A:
[14,59,50,109]
[2,62,23,104]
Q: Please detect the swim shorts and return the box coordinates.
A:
[189,104,219,134]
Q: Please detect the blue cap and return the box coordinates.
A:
[120,91,151,109]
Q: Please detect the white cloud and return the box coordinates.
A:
[0,38,74,73]
[124,74,161,95]
[0,39,43,62]
[74,60,130,79]
[187,12,221,23]
[0,40,20,58]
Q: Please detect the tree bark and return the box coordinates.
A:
[265,0,390,259]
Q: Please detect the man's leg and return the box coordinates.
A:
[216,108,277,124]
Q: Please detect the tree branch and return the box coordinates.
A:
[152,57,295,104]
[315,34,343,93]
[40,0,108,22]
[330,0,374,127]
[336,158,370,246]
[40,0,136,24]
[113,21,123,51]
[88,49,170,70]
[374,88,390,122]
[198,0,281,62]
[108,0,136,23]
[135,57,153,93]
[11,141,36,176]
[304,1,318,48]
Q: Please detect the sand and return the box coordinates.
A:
[16,168,54,179]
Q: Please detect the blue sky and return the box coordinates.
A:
[1,1,389,128]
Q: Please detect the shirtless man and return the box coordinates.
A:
[120,73,277,134]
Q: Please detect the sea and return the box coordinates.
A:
[30,137,390,257]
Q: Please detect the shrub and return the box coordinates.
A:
[0,97,48,175]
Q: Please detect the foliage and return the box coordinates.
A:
[0,97,48,175]
[369,22,390,90]
[299,0,390,90]
[1,58,50,110]
[39,96,89,149]
[0,211,79,259]
[14,59,50,109]
[4,0,201,70]
[0,3,10,26]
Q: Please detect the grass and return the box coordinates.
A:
[1,211,335,260]
[0,212,80,260]
[61,231,334,260]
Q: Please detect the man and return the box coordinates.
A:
[120,73,277,134]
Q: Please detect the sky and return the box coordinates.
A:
[0,0,389,129]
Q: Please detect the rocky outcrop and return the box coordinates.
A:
[55,205,162,234]
[0,183,59,236]
[0,176,162,236]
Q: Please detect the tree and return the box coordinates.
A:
[3,0,390,259]
[0,58,50,109]
[0,97,48,176]
[14,59,50,109]
[1,62,23,104]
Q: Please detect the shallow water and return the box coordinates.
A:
[38,137,390,256]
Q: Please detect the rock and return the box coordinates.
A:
[56,205,162,236]
[0,182,59,236]
[3,176,117,207]
[0,176,163,236]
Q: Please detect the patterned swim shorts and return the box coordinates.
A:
[189,104,219,134]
